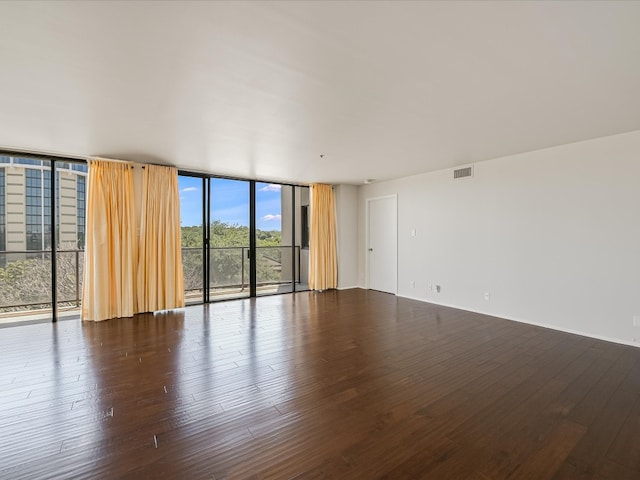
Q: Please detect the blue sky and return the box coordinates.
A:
[178,176,283,231]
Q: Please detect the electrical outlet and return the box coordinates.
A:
[410,280,415,288]
[633,316,640,327]
[484,292,490,301]
[434,285,441,293]
[428,284,433,292]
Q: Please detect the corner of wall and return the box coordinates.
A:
[334,184,359,289]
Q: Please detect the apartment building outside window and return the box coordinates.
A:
[1,155,308,324]
[76,174,85,248]
[0,156,88,321]
[25,168,44,251]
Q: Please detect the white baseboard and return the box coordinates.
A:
[396,294,639,349]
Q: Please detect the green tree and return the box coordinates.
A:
[0,222,288,313]
[0,242,82,313]
[180,221,284,293]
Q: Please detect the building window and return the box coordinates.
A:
[1,156,88,319]
[17,157,42,166]
[43,170,53,250]
[25,169,43,251]
[42,169,60,250]
[77,175,85,248]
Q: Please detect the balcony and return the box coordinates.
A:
[0,246,308,326]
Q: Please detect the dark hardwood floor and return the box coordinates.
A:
[1,289,639,479]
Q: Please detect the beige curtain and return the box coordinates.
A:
[81,160,137,321]
[309,183,337,290]
[136,164,184,312]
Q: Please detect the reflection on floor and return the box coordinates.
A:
[1,289,639,478]
[0,283,310,327]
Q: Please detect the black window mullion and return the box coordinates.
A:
[204,177,210,303]
[51,161,57,322]
[291,188,297,292]
[249,180,256,298]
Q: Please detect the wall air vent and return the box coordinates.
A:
[453,166,473,179]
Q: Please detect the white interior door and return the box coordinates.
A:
[367,195,397,294]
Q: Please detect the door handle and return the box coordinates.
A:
[368,248,373,252]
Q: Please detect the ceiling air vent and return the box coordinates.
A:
[453,166,473,179]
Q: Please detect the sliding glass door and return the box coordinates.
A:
[255,182,293,295]
[1,158,54,322]
[209,178,251,300]
[55,162,88,318]
[179,174,205,305]
[0,155,89,325]
[178,173,309,304]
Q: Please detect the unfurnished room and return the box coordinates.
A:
[0,1,639,479]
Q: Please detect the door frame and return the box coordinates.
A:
[365,194,398,294]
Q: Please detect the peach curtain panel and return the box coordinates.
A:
[309,183,337,290]
[136,164,185,313]
[81,160,137,321]
[82,160,184,321]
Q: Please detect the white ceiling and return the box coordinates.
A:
[1,1,640,185]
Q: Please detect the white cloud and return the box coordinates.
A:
[259,184,281,192]
[262,214,281,222]
[181,186,198,192]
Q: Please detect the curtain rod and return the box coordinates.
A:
[90,156,146,168]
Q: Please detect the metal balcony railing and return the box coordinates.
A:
[0,245,305,314]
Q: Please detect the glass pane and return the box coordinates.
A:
[56,162,86,320]
[56,250,83,317]
[179,175,204,304]
[210,178,250,300]
[256,182,293,295]
[0,158,52,325]
[294,186,310,291]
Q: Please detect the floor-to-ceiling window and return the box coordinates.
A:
[0,154,309,325]
[178,173,309,304]
[209,178,251,300]
[0,158,53,321]
[56,162,87,316]
[179,174,206,304]
[256,182,293,295]
[0,154,87,325]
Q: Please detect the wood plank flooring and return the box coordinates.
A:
[1,289,639,479]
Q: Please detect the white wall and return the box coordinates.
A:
[335,184,359,289]
[358,130,640,346]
